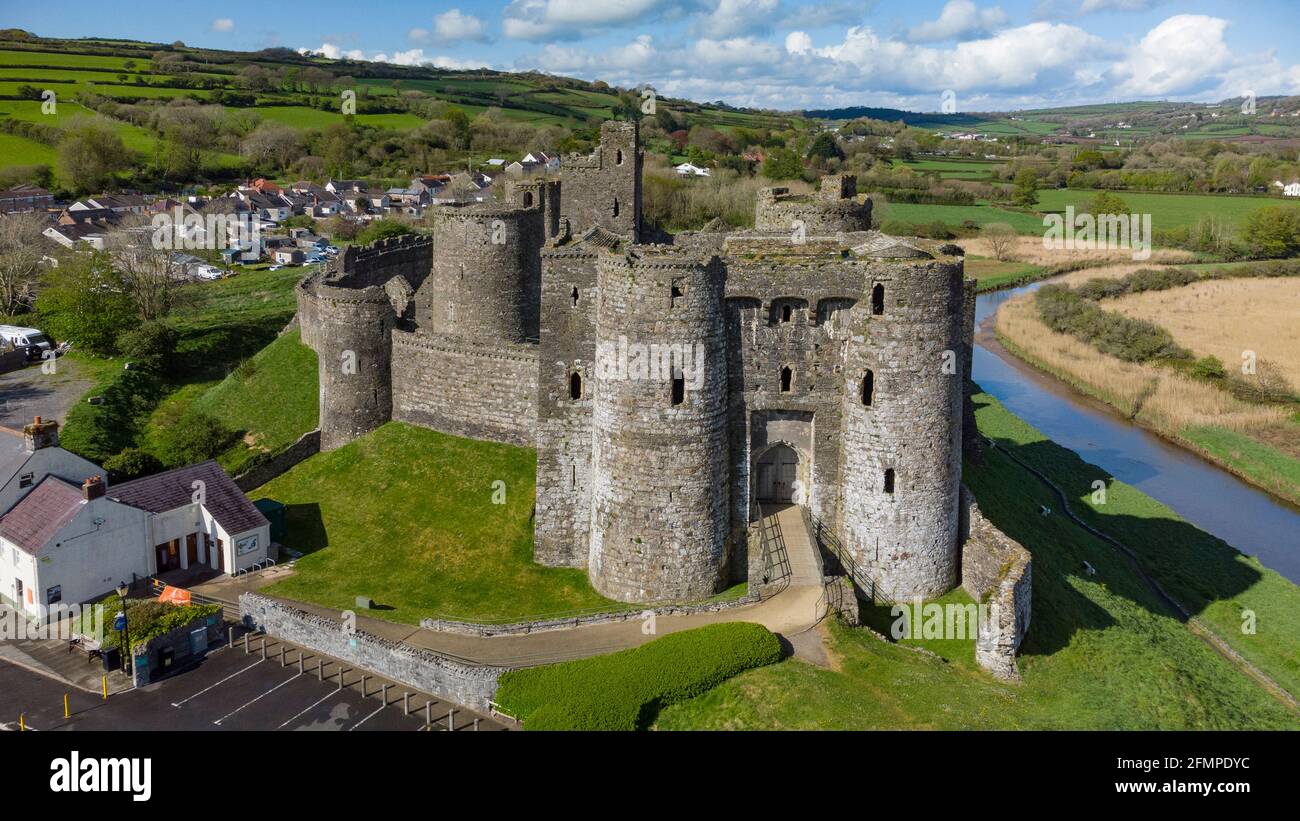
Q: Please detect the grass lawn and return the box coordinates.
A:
[1034,188,1300,233]
[185,329,319,474]
[655,391,1300,729]
[0,132,56,166]
[964,256,1047,291]
[255,422,625,624]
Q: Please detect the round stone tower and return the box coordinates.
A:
[588,246,730,603]
[838,248,966,600]
[416,205,543,341]
[305,275,396,452]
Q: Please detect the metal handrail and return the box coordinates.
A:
[801,507,894,606]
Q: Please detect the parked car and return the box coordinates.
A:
[0,325,53,360]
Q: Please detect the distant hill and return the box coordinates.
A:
[802,106,988,127]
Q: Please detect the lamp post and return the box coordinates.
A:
[115,581,129,676]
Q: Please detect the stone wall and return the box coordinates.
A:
[960,486,1032,680]
[234,429,322,492]
[589,247,730,602]
[839,251,966,600]
[417,205,544,343]
[754,184,873,234]
[561,120,642,241]
[418,592,759,637]
[391,329,538,447]
[534,246,601,567]
[239,593,506,711]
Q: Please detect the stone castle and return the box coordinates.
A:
[297,120,982,607]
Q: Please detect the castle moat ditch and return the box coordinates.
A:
[975,282,1300,584]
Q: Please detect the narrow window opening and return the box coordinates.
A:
[780,366,793,393]
[671,374,685,405]
[616,149,624,165]
[671,278,685,307]
[571,464,577,488]
[571,286,580,307]
[523,191,534,207]
[569,371,583,400]
[861,369,874,406]
[884,468,895,494]
[871,283,885,315]
[613,198,620,217]
[781,304,793,322]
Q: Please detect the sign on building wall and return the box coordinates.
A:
[236,535,259,556]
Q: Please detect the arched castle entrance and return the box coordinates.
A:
[754,442,804,504]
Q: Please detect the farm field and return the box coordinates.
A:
[254,105,429,131]
[0,131,56,165]
[890,157,1000,180]
[1034,188,1300,232]
[1108,277,1300,391]
[875,200,1045,233]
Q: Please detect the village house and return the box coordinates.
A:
[674,162,712,177]
[0,419,269,619]
[0,184,54,215]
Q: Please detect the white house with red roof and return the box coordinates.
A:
[0,419,270,618]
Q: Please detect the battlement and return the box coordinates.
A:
[754,175,873,234]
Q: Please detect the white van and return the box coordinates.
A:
[0,326,53,360]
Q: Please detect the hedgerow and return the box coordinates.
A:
[495,622,784,730]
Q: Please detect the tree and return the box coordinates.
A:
[240,122,304,173]
[355,220,414,245]
[105,219,184,321]
[118,320,179,373]
[1081,191,1130,216]
[982,222,1018,261]
[1241,205,1300,258]
[57,118,131,193]
[807,132,843,161]
[103,448,164,482]
[761,147,803,180]
[35,249,136,354]
[0,211,47,314]
[1011,168,1039,207]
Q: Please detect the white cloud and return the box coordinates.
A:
[434,9,489,43]
[695,0,780,38]
[299,43,367,61]
[211,18,235,33]
[907,1,1009,42]
[503,0,684,40]
[785,30,812,55]
[297,43,492,70]
[408,27,430,43]
[1109,14,1232,96]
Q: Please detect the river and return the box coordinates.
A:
[973,282,1300,584]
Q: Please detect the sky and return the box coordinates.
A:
[6,1,1300,111]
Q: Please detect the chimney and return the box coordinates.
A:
[23,416,59,452]
[82,475,106,502]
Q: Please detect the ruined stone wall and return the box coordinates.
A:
[416,205,544,342]
[341,234,434,291]
[302,274,395,452]
[391,329,538,447]
[507,178,562,241]
[960,486,1032,680]
[754,185,873,234]
[839,253,966,600]
[561,120,642,241]
[588,248,729,602]
[533,248,601,567]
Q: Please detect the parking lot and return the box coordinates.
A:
[0,630,504,732]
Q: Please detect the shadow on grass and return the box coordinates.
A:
[966,394,1263,660]
[281,502,327,557]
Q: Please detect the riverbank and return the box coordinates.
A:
[993,289,1300,509]
[656,392,1300,729]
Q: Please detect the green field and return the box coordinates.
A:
[255,422,628,624]
[1035,188,1300,232]
[655,391,1300,729]
[0,131,56,165]
[253,105,429,131]
[876,199,1045,233]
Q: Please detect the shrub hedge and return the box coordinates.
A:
[495,622,784,731]
[1035,284,1189,363]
